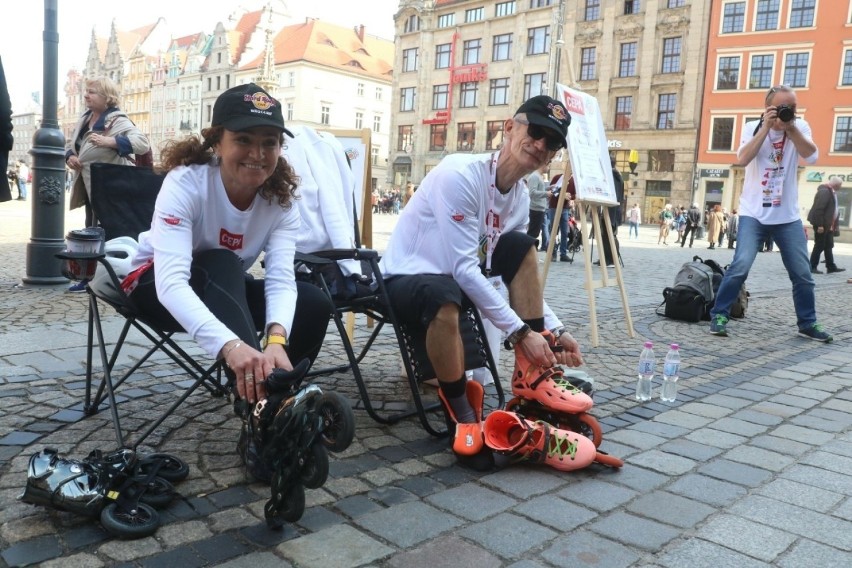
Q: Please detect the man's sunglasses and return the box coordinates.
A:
[515,118,564,151]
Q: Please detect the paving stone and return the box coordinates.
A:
[697,393,755,409]
[559,480,639,512]
[206,486,258,509]
[0,534,63,567]
[626,449,696,476]
[627,421,689,439]
[157,519,213,547]
[191,533,251,564]
[479,467,565,499]
[658,439,724,461]
[678,402,734,419]
[425,484,516,521]
[0,431,41,446]
[723,445,796,472]
[697,459,774,488]
[707,417,771,437]
[386,535,500,568]
[749,434,812,456]
[39,552,104,568]
[780,464,852,495]
[607,465,668,492]
[696,514,797,562]
[540,529,640,568]
[777,540,852,568]
[97,537,163,562]
[684,428,747,449]
[626,491,715,529]
[138,547,206,568]
[334,494,385,518]
[656,536,772,568]
[278,524,392,567]
[212,551,291,568]
[458,512,557,559]
[767,424,835,445]
[729,494,852,550]
[397,475,446,497]
[730,408,785,426]
[666,473,749,507]
[355,500,462,548]
[513,495,598,531]
[587,511,680,551]
[789,413,849,433]
[756,478,844,512]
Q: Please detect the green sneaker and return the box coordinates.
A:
[709,315,729,336]
[798,323,832,343]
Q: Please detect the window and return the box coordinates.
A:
[496,1,516,17]
[527,27,550,55]
[375,87,383,101]
[648,150,675,172]
[486,120,504,150]
[619,42,638,77]
[580,47,596,81]
[722,2,746,33]
[783,52,809,88]
[286,102,293,121]
[615,96,633,130]
[717,56,740,90]
[711,117,735,151]
[357,82,364,96]
[585,0,601,20]
[437,13,455,28]
[843,50,852,86]
[529,0,553,7]
[404,15,420,33]
[661,37,681,73]
[400,87,416,112]
[373,115,381,133]
[489,78,510,106]
[656,93,676,129]
[755,0,779,31]
[646,180,672,196]
[789,0,815,28]
[397,125,413,151]
[402,48,418,72]
[749,54,774,89]
[433,84,449,109]
[493,34,513,61]
[624,1,640,15]
[371,146,379,166]
[457,122,476,151]
[524,73,547,99]
[459,82,478,108]
[465,7,484,22]
[463,39,482,65]
[436,44,452,69]
[834,117,852,152]
[288,72,296,87]
[430,124,447,151]
[667,0,685,7]
[355,111,363,129]
[321,105,330,125]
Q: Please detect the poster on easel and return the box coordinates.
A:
[319,128,373,248]
[555,83,618,206]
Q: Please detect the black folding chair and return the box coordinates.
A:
[297,248,504,437]
[57,163,228,449]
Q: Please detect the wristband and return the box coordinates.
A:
[263,332,287,349]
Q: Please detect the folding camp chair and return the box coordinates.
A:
[57,163,228,449]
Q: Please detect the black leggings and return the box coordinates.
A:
[130,249,333,366]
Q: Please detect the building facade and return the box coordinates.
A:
[696,0,852,231]
[390,0,712,222]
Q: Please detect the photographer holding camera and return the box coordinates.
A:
[709,85,833,342]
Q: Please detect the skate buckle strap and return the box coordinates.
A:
[529,367,562,390]
[253,399,267,419]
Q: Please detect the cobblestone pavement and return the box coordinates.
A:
[1,198,851,567]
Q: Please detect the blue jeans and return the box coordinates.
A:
[710,216,815,329]
[544,208,569,257]
[17,179,27,199]
[628,221,639,238]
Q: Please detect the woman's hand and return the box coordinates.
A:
[67,155,82,171]
[223,341,272,404]
[89,133,116,149]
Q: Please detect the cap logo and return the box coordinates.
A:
[549,103,568,123]
[245,92,276,112]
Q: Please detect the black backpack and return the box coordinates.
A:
[656,257,716,322]
[697,257,748,319]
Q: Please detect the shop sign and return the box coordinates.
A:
[700,168,729,178]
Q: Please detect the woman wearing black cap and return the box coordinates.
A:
[124,83,332,479]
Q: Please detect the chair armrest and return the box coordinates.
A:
[304,248,379,262]
[55,251,106,261]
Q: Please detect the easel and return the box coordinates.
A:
[542,161,634,347]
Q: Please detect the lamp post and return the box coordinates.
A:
[22,0,67,285]
[548,0,566,97]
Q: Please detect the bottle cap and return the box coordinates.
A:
[644,341,653,348]
[670,343,679,349]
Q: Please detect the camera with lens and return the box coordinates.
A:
[776,104,796,123]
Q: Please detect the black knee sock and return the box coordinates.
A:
[439,376,475,423]
[523,318,545,333]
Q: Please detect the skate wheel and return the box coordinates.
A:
[575,413,603,448]
[300,443,329,489]
[100,502,160,539]
[137,453,189,482]
[267,475,306,524]
[136,475,175,508]
[317,392,355,452]
[504,397,524,413]
[594,451,624,469]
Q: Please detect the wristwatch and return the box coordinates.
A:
[504,324,531,350]
[550,326,565,339]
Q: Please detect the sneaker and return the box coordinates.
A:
[811,268,823,274]
[67,280,88,292]
[798,323,833,343]
[826,267,846,274]
[560,255,570,262]
[709,314,728,337]
[437,380,485,457]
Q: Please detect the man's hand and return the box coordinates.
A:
[517,330,584,368]
[554,331,584,367]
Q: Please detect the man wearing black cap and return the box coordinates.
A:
[379,95,589,470]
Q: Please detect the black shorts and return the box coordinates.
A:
[385,230,535,328]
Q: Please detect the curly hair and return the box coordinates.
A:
[158,126,298,209]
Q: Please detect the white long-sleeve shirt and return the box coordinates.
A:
[380,152,562,334]
[131,163,300,359]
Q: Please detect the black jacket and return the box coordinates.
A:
[0,56,14,203]
[686,206,701,227]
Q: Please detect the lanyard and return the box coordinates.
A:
[484,151,515,275]
[768,131,787,167]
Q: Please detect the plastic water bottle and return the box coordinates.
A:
[635,341,655,401]
[661,344,681,403]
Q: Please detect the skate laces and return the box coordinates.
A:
[540,422,579,461]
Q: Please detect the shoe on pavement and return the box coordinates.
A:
[798,323,832,343]
[709,314,728,337]
[826,267,846,274]
[560,255,570,262]
[811,267,823,274]
[437,380,486,457]
[67,280,89,292]
[606,263,615,268]
[483,410,596,472]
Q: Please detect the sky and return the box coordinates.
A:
[0,0,399,112]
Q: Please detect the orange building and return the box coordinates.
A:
[696,0,852,231]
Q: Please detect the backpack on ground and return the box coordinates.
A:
[656,257,715,322]
[697,257,748,319]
